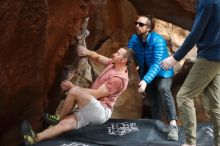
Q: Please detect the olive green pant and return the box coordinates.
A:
[177,58,220,146]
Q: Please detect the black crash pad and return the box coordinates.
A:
[20,119,214,146]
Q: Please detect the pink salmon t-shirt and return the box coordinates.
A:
[91,63,129,109]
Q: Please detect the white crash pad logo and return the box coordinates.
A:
[107,122,139,136]
[60,142,89,146]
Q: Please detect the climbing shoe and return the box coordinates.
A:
[43,113,60,125]
[167,125,179,141]
[21,120,36,145]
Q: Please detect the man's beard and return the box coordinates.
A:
[136,30,148,40]
[136,29,145,37]
[111,59,116,64]
[135,29,141,36]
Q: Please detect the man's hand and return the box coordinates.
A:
[77,45,110,65]
[77,45,91,57]
[61,80,74,91]
[138,80,147,93]
[160,56,177,70]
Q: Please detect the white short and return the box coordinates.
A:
[74,97,112,129]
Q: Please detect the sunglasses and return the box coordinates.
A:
[134,22,147,27]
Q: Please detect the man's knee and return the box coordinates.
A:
[157,81,170,93]
[176,90,186,108]
[68,86,82,98]
[208,107,220,117]
[58,118,77,131]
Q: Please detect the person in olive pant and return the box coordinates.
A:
[161,0,220,146]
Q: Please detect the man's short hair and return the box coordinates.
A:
[121,47,134,67]
[139,14,155,32]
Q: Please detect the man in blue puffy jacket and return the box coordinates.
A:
[128,15,178,141]
[161,0,220,146]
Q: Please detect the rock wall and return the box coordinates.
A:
[0,0,106,145]
[0,0,208,146]
[0,0,48,145]
[128,0,196,30]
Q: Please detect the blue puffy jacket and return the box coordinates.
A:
[128,32,174,84]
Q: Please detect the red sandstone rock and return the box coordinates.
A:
[1,0,206,146]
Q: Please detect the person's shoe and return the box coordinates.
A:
[155,120,169,132]
[21,120,36,145]
[167,125,179,141]
[43,113,60,125]
[161,125,170,133]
